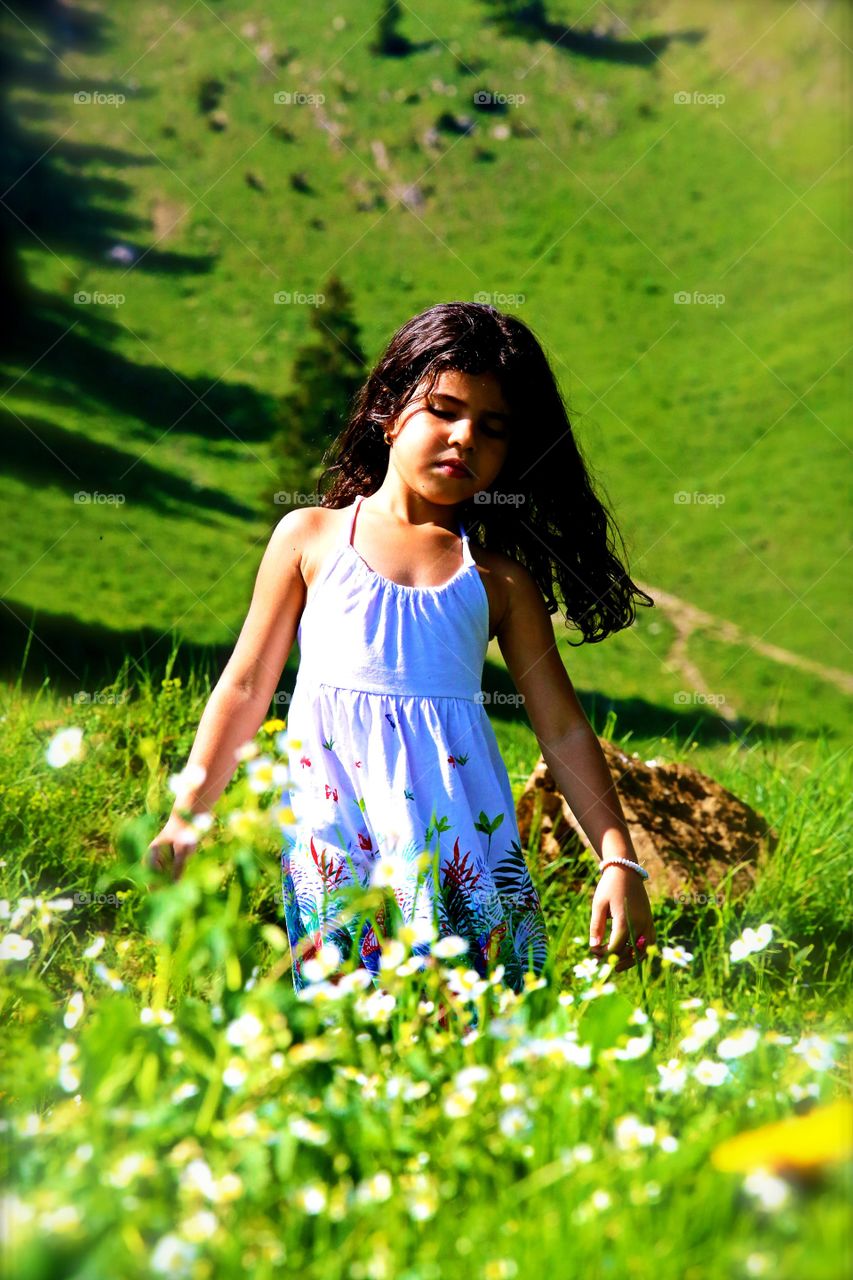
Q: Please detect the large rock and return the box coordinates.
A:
[515,740,778,905]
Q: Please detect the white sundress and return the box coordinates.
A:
[278,493,549,996]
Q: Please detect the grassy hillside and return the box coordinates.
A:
[1,0,850,762]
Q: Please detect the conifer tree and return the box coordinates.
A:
[272,276,366,505]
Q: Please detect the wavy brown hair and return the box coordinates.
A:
[315,301,654,644]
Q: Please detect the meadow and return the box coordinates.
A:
[1,660,851,1278]
[1,1,851,1276]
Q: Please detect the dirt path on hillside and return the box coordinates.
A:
[637,581,853,724]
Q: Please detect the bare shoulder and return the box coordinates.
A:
[273,503,344,589]
[469,543,543,639]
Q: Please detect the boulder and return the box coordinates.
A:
[516,739,778,905]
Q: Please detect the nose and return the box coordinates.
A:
[446,417,476,449]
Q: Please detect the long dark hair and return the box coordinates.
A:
[315,301,654,645]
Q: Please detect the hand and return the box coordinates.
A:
[147,812,204,882]
[589,864,656,973]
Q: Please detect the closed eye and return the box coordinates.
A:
[427,404,507,438]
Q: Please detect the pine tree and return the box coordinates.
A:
[272,276,366,504]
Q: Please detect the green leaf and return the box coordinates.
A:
[577,990,634,1055]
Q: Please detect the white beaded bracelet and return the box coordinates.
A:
[599,856,650,882]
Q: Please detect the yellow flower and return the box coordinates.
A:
[710,1097,853,1174]
[262,718,286,734]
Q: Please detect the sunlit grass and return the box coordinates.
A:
[1,662,850,1279]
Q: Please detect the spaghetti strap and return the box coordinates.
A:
[350,492,474,567]
[346,493,364,548]
[459,519,474,567]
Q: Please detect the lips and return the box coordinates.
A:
[435,459,472,477]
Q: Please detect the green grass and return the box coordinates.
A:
[1,667,851,1278]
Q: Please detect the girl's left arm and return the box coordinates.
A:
[494,558,657,972]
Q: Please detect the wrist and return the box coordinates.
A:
[598,856,649,882]
[172,802,213,823]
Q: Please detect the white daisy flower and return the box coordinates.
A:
[0,933,33,961]
[679,1014,720,1054]
[613,1114,657,1150]
[378,938,408,971]
[180,1210,218,1242]
[432,935,469,958]
[294,1183,327,1214]
[792,1033,835,1073]
[692,1058,731,1086]
[46,727,84,768]
[607,1033,653,1061]
[454,1065,490,1090]
[222,1060,248,1089]
[303,941,344,983]
[716,1027,761,1059]
[168,763,206,805]
[661,944,693,968]
[151,1233,197,1274]
[64,991,84,1029]
[656,1059,687,1094]
[730,924,774,963]
[743,1169,790,1211]
[224,1012,264,1048]
[289,1116,330,1146]
[499,1106,530,1138]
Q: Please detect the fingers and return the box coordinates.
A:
[146,842,183,879]
[590,909,656,973]
[147,844,166,873]
[588,901,608,954]
[612,930,656,972]
[172,846,192,881]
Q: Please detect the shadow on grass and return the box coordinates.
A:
[485,4,705,66]
[480,652,813,749]
[0,407,259,522]
[0,600,822,754]
[3,300,281,443]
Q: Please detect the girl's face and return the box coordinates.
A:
[385,368,513,501]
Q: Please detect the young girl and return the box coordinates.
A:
[148,301,657,1000]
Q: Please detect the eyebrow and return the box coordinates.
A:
[429,392,513,422]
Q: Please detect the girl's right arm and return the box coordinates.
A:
[147,507,314,876]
